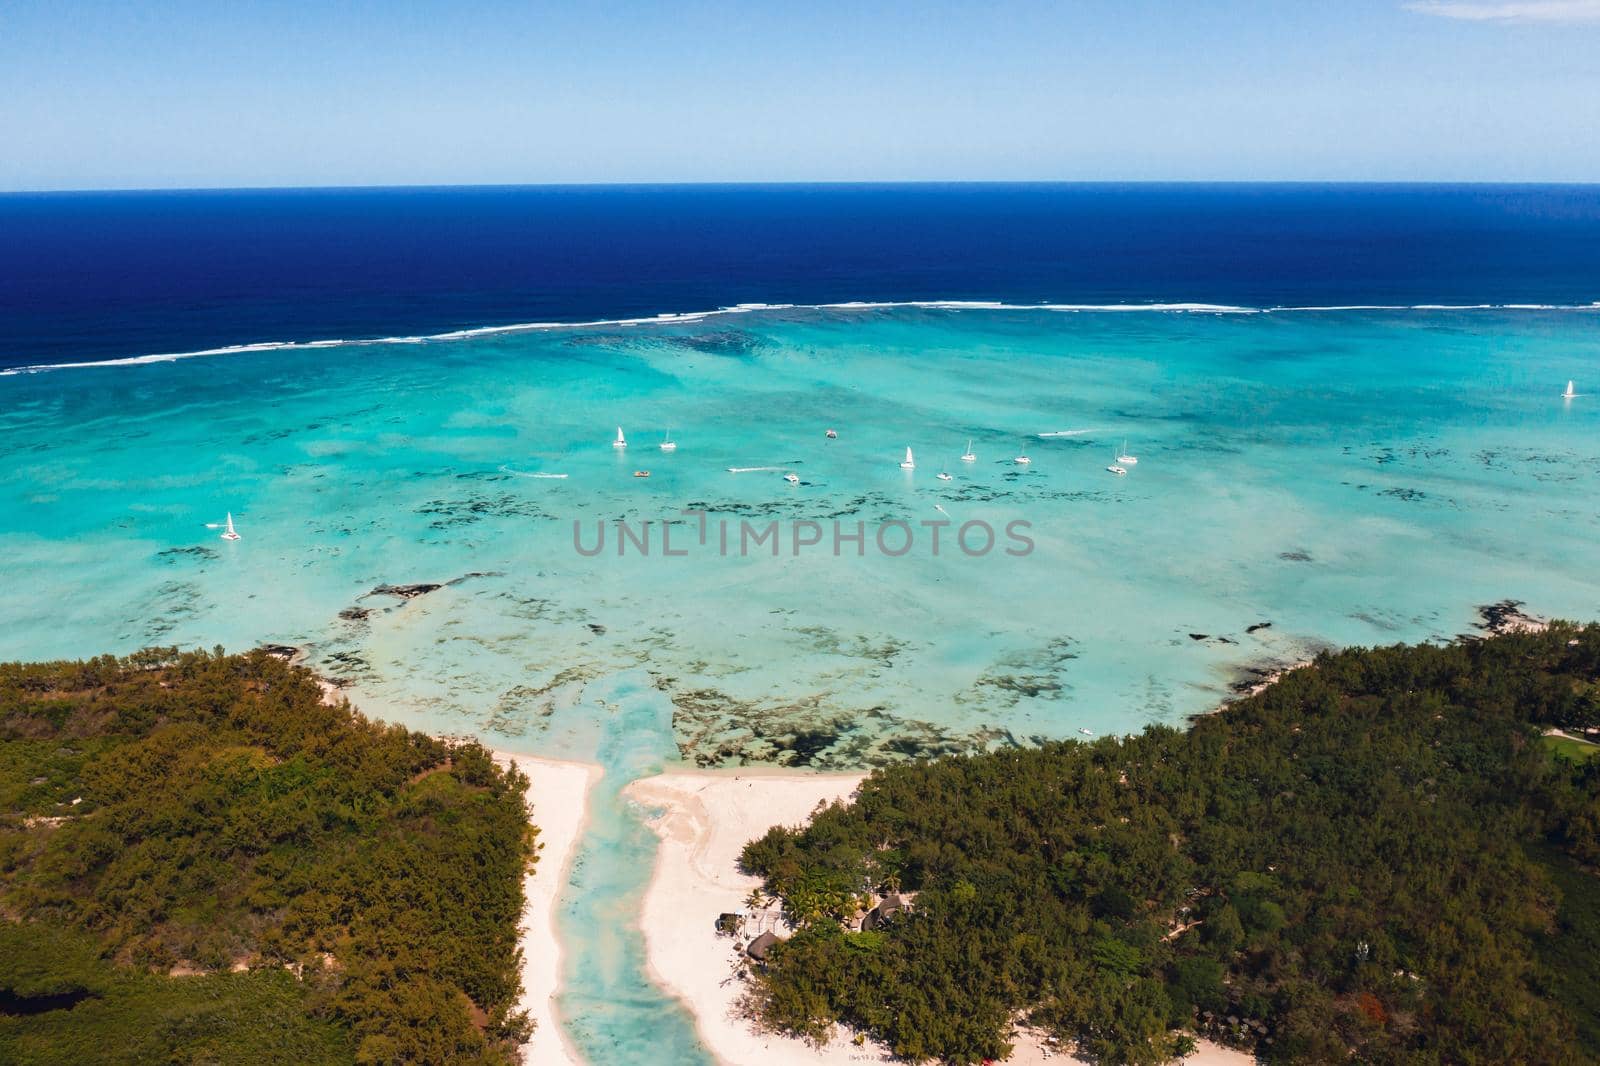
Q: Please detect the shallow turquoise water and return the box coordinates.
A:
[544,669,712,1065]
[4,305,1600,1062]
[4,307,1598,758]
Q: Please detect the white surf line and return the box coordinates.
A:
[1038,429,1095,438]
[725,465,786,473]
[500,464,570,479]
[819,299,1262,314]
[6,301,1597,376]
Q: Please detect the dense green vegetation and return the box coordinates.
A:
[1530,843,1600,1057]
[0,648,535,1065]
[741,624,1600,1065]
[0,921,348,1065]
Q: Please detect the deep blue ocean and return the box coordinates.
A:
[2,183,1598,369]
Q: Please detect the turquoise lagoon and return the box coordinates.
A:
[4,306,1598,751]
[4,304,1600,1061]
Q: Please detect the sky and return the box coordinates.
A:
[2,0,1598,190]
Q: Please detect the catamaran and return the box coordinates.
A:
[961,439,976,462]
[220,512,241,541]
[900,447,915,470]
[1014,449,1031,464]
[784,472,800,484]
[613,427,627,448]
[937,464,953,481]
[1106,454,1127,476]
[1565,380,1578,399]
[660,432,677,451]
[1117,440,1138,465]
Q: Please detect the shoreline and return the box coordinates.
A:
[492,752,601,1066]
[327,603,1555,1065]
[626,767,1257,1066]
[1215,599,1551,708]
[625,769,884,1065]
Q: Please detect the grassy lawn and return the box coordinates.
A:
[1541,733,1600,763]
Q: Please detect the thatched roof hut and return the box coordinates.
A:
[861,893,904,931]
[745,930,779,961]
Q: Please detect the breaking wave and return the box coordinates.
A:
[4,299,1596,376]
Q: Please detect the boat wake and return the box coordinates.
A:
[500,465,569,479]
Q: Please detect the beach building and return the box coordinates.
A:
[745,930,779,962]
[861,893,904,931]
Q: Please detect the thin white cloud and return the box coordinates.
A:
[1404,0,1600,20]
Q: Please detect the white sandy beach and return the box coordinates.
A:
[494,752,601,1066]
[351,683,1254,1065]
[627,768,1257,1066]
[627,769,885,1064]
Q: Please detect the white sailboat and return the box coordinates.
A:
[1564,380,1578,399]
[613,427,627,448]
[783,472,800,484]
[937,463,953,481]
[961,439,976,462]
[660,432,677,452]
[1106,450,1127,476]
[220,512,241,541]
[900,446,915,470]
[1117,440,1138,465]
[1014,448,1031,465]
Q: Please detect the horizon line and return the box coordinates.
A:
[6,178,1600,196]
